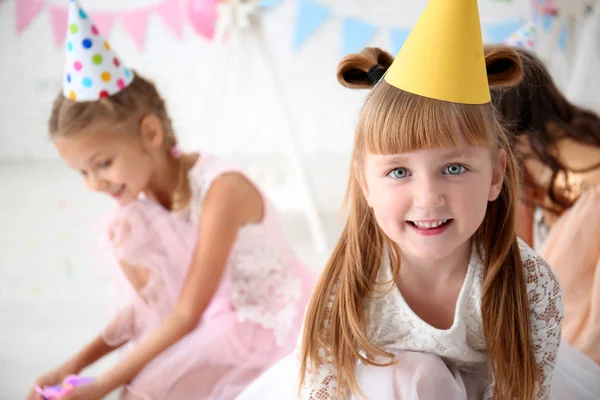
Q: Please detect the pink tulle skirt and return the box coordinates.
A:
[118,261,314,400]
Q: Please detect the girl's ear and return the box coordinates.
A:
[488,149,507,202]
[484,45,523,88]
[139,114,165,150]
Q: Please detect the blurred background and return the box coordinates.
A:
[1,0,599,397]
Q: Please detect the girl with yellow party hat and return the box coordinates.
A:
[235,0,582,399]
[27,1,316,399]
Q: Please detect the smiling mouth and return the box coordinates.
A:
[111,185,126,198]
[407,219,453,229]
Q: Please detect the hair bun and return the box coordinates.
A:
[337,47,394,89]
[484,45,523,89]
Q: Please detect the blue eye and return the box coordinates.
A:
[388,168,409,179]
[444,164,467,175]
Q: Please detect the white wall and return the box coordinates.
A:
[0,0,533,161]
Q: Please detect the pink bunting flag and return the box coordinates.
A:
[16,0,45,34]
[48,6,68,48]
[155,0,182,39]
[187,0,219,40]
[121,7,151,50]
[91,12,116,37]
[48,8,115,47]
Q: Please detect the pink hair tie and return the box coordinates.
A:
[170,145,182,158]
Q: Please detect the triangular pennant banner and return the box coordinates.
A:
[155,0,183,39]
[16,0,45,34]
[390,28,410,55]
[260,0,284,8]
[542,14,554,32]
[485,19,525,43]
[293,0,331,49]
[187,0,219,40]
[121,8,151,50]
[48,6,68,48]
[559,22,568,51]
[341,18,377,55]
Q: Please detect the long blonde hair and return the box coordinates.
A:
[299,45,539,400]
[48,72,191,211]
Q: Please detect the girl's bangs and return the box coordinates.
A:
[358,82,494,155]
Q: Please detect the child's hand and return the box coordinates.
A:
[56,380,108,400]
[26,365,74,400]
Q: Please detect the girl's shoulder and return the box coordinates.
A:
[516,237,554,281]
[187,153,260,204]
[188,153,246,187]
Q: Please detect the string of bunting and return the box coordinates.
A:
[10,0,592,54]
[13,0,219,50]
[260,0,588,55]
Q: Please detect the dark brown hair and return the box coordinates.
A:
[489,46,600,212]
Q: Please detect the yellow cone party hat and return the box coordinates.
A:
[384,0,490,104]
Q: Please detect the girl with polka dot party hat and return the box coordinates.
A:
[27,1,315,399]
[239,0,598,399]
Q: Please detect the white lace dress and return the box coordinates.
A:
[237,239,600,399]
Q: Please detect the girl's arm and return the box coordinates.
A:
[298,284,340,399]
[63,335,123,374]
[91,172,264,396]
[521,240,564,399]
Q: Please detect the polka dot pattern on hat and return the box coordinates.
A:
[62,0,133,102]
[504,22,537,52]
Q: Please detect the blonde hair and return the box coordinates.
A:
[48,72,190,211]
[299,46,539,400]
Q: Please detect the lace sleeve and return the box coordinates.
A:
[519,239,564,399]
[298,285,341,400]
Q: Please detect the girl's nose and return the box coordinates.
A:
[413,179,445,210]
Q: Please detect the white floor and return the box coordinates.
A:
[0,160,345,399]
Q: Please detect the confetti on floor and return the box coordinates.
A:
[60,232,70,241]
[30,286,41,294]
[59,199,68,210]
[28,240,37,249]
[64,259,74,279]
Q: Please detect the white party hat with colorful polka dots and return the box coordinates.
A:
[63,0,133,102]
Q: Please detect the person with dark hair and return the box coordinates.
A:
[490,45,600,366]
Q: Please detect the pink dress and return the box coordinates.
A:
[100,154,315,399]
